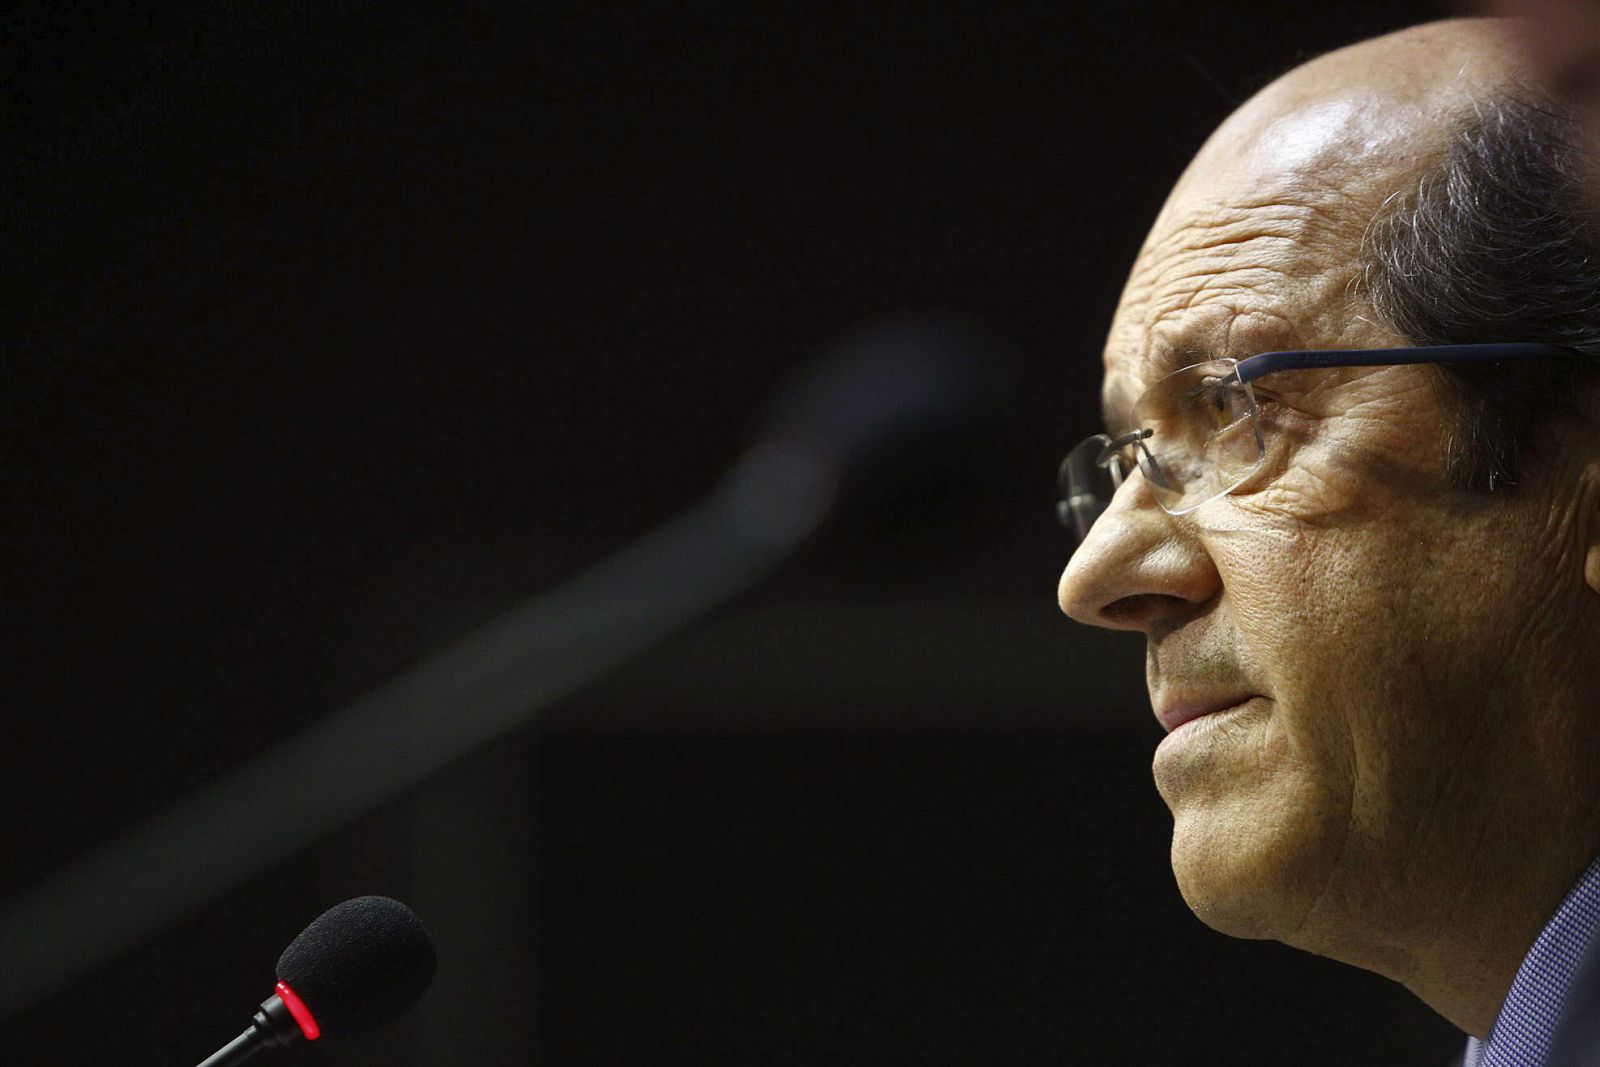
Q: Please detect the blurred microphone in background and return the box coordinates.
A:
[0,313,1003,1020]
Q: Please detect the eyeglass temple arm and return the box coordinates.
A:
[1234,342,1577,385]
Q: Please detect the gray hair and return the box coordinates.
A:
[1362,90,1600,493]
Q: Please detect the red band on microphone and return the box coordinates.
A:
[275,979,321,1040]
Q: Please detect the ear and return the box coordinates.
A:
[1578,427,1600,596]
[1587,473,1600,596]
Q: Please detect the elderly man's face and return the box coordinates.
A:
[1058,46,1595,964]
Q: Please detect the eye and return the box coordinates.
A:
[1178,377,1242,423]
[1248,389,1280,414]
[1203,381,1232,415]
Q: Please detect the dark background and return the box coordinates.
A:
[7,2,1470,1064]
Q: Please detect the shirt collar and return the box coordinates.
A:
[1467,849,1600,1067]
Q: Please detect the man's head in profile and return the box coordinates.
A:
[1057,18,1600,1060]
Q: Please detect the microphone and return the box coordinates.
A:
[195,896,436,1067]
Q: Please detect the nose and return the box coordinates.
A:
[1057,475,1221,632]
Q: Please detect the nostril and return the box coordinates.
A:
[1101,592,1187,625]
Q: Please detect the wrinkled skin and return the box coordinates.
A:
[1058,19,1600,1036]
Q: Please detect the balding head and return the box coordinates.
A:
[1111,21,1527,392]
[1061,17,1600,1040]
[1107,18,1599,492]
[1177,18,1522,202]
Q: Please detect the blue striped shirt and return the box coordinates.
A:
[1463,851,1600,1067]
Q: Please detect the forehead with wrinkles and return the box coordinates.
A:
[1101,19,1524,426]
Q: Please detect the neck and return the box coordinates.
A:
[1287,709,1600,1038]
[1402,831,1590,1036]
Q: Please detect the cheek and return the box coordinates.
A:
[1243,372,1442,526]
[1241,429,1414,528]
[1198,524,1386,782]
[1201,514,1479,835]
[1198,521,1331,676]
[1204,406,1451,691]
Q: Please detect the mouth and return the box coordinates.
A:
[1154,694,1260,734]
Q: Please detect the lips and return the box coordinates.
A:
[1153,694,1257,734]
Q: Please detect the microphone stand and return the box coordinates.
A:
[0,318,989,1020]
[195,994,298,1067]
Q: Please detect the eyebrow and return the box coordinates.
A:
[1100,343,1214,435]
[1152,343,1218,376]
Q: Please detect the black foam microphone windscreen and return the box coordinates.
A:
[274,895,436,1038]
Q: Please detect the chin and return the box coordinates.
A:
[1154,701,1344,943]
[1165,797,1335,943]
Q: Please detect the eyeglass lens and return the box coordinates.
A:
[1060,360,1265,542]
